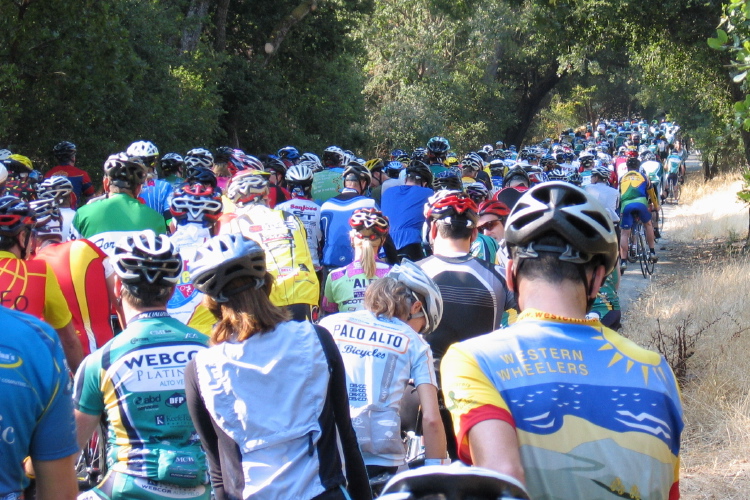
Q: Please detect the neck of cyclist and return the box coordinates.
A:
[507,259,602,320]
[430,225,475,256]
[115,279,171,326]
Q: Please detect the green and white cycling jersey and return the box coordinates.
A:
[73,311,210,488]
[71,193,167,257]
[641,160,663,184]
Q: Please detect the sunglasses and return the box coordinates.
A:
[478,218,506,232]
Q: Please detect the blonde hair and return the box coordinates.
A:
[364,277,412,321]
[213,162,230,178]
[204,273,290,344]
[351,229,384,279]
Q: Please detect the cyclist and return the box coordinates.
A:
[46,141,95,205]
[221,171,320,321]
[319,260,448,477]
[0,195,83,370]
[38,175,77,240]
[380,160,405,196]
[584,165,620,234]
[459,153,483,189]
[320,164,377,269]
[441,182,683,499]
[167,183,223,335]
[381,162,434,262]
[0,307,78,500]
[322,208,392,314]
[418,189,516,362]
[128,140,172,219]
[640,151,664,202]
[426,136,451,176]
[263,156,292,208]
[160,152,185,188]
[664,149,684,203]
[71,153,167,257]
[185,234,371,500]
[276,162,324,273]
[3,154,37,201]
[74,230,210,500]
[619,157,658,273]
[32,197,116,357]
[477,199,512,270]
[312,145,347,204]
[502,167,530,190]
[277,145,301,167]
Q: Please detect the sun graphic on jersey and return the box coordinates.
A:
[593,327,668,385]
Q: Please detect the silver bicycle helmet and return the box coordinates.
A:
[226,171,269,204]
[504,182,618,274]
[387,259,443,335]
[38,176,74,201]
[186,148,214,168]
[29,197,63,238]
[113,230,182,286]
[103,153,147,189]
[189,233,266,302]
[286,164,314,185]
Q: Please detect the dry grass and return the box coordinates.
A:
[618,167,750,497]
[667,172,748,243]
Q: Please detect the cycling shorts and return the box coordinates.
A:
[620,202,651,229]
[78,471,210,500]
[667,172,679,185]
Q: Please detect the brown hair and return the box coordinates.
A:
[364,277,412,321]
[204,273,290,344]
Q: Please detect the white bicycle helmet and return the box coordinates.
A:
[186,148,214,168]
[226,171,269,204]
[126,140,159,159]
[0,149,12,161]
[103,153,147,189]
[189,233,266,302]
[38,176,74,201]
[387,259,443,335]
[504,182,618,275]
[169,184,223,224]
[286,164,314,185]
[29,197,63,238]
[113,230,182,286]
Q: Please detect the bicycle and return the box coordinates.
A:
[76,420,108,491]
[632,217,655,278]
[665,175,679,204]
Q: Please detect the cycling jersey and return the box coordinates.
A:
[470,233,499,264]
[318,310,436,467]
[185,321,371,500]
[442,309,683,500]
[666,154,682,175]
[417,253,516,359]
[36,240,114,356]
[381,184,433,251]
[320,190,377,268]
[71,193,167,257]
[221,204,320,307]
[60,207,75,242]
[73,313,210,489]
[590,270,621,328]
[619,170,650,209]
[0,251,72,329]
[584,183,620,223]
[139,178,173,217]
[275,197,323,269]
[312,168,345,204]
[641,160,663,186]
[0,307,77,498]
[322,260,391,314]
[167,225,215,335]
[45,164,95,202]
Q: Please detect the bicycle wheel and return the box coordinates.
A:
[659,204,665,231]
[76,421,108,491]
[638,230,654,277]
[627,228,638,263]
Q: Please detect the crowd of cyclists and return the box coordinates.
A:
[0,116,686,500]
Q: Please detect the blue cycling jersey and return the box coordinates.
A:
[0,308,77,498]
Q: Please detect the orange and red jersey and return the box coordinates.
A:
[36,240,114,356]
[0,251,71,329]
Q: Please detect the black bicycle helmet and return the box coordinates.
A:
[342,163,372,187]
[190,234,267,302]
[406,160,433,186]
[432,171,463,191]
[503,166,530,188]
[504,182,618,275]
[0,195,36,236]
[185,165,218,189]
[160,153,184,174]
[52,141,76,162]
[103,153,147,189]
[426,136,450,155]
[113,230,182,286]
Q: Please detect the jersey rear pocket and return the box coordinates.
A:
[351,406,405,457]
[155,446,208,487]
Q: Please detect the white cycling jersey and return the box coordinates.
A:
[167,224,212,329]
[318,310,436,467]
[275,197,322,270]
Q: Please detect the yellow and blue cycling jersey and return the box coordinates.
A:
[442,309,683,500]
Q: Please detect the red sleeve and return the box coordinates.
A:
[456,405,516,464]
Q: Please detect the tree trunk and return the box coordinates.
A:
[503,69,564,147]
[214,0,231,52]
[262,0,317,66]
[181,0,210,54]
